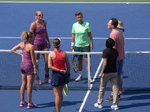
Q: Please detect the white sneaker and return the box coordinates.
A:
[75,75,83,81]
[111,105,118,110]
[94,103,103,108]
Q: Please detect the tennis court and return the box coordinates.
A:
[0,1,150,112]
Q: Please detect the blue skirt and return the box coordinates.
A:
[51,71,69,86]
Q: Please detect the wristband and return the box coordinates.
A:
[71,42,74,46]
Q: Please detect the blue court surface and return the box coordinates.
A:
[1,90,150,112]
[0,2,150,112]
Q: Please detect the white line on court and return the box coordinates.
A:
[0,1,150,4]
[78,59,103,112]
[0,37,150,40]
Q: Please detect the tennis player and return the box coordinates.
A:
[48,38,70,112]
[30,10,51,85]
[94,38,119,110]
[71,12,94,83]
[11,31,38,109]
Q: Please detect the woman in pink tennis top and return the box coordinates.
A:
[11,31,38,109]
[30,10,51,85]
[48,38,70,112]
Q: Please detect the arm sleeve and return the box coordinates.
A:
[102,50,107,58]
[87,23,92,32]
[72,24,75,33]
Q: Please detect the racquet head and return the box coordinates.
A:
[63,84,69,96]
[34,75,40,91]
[72,56,78,73]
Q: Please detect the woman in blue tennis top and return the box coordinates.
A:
[48,38,70,112]
[11,31,38,109]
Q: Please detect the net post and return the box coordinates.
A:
[87,53,91,89]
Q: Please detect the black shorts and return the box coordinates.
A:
[74,45,90,58]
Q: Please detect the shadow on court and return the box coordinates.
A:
[122,94,150,101]
[120,102,150,110]
[37,101,82,109]
[123,91,150,95]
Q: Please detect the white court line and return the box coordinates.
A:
[0,37,150,40]
[0,1,150,4]
[78,59,103,112]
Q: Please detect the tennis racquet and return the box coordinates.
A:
[34,74,40,91]
[34,65,40,91]
[63,84,69,96]
[72,50,78,73]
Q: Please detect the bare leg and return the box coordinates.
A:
[43,48,49,77]
[20,73,27,102]
[53,86,64,112]
[78,57,82,71]
[84,57,92,82]
[27,74,34,103]
[84,58,88,72]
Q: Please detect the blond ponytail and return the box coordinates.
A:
[21,31,34,40]
[21,31,28,40]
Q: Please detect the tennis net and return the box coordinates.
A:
[0,50,102,90]
[0,50,150,91]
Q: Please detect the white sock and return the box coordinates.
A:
[28,103,32,105]
[78,71,82,76]
[21,101,25,103]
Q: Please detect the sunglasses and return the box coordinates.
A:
[36,14,43,16]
